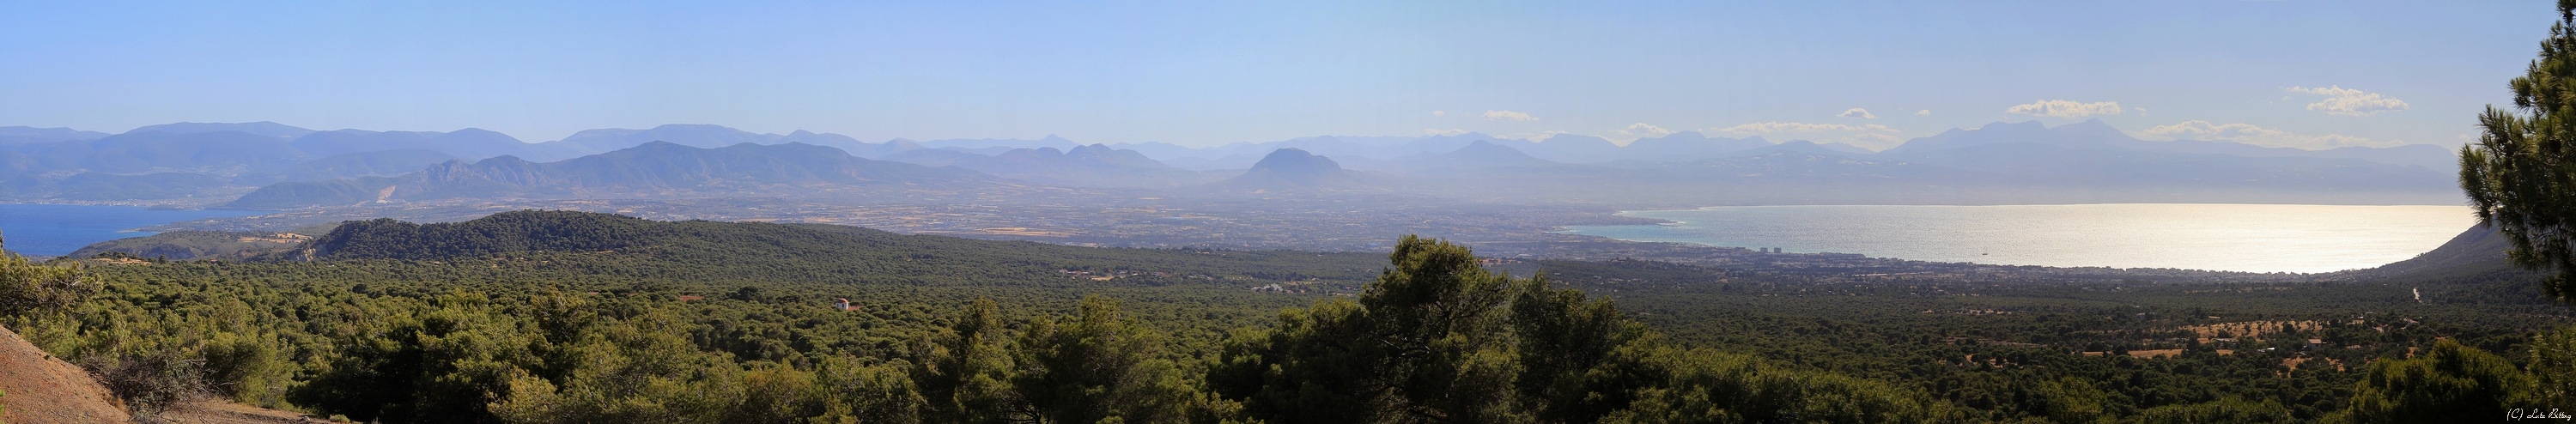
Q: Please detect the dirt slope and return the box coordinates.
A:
[0,324,130,424]
[0,324,319,424]
[160,402,326,424]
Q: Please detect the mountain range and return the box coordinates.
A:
[1208,148,1382,193]
[933,143,1218,188]
[226,142,993,209]
[0,118,2470,205]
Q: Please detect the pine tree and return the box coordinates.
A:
[2463,0,2576,301]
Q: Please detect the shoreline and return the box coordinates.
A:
[1561,203,2476,274]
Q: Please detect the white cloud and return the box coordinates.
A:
[1431,110,1446,116]
[2140,120,2401,149]
[1613,123,1674,139]
[2005,100,2124,118]
[2287,86,2409,116]
[1716,122,1899,134]
[1483,110,1537,121]
[1839,108,1877,119]
[1423,128,1469,136]
[1915,110,1931,116]
[1714,121,1905,148]
[1511,130,1571,141]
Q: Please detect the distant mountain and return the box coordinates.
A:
[2144,138,2458,172]
[1137,135,1478,170]
[1098,134,1406,167]
[533,124,920,162]
[48,172,233,201]
[943,144,1215,187]
[1103,141,1204,164]
[779,130,865,148]
[0,119,2468,205]
[0,126,109,144]
[125,121,314,139]
[1127,131,1790,167]
[1876,121,2453,191]
[1401,132,1529,158]
[550,124,779,152]
[34,130,309,173]
[225,142,999,209]
[1610,131,1777,162]
[289,128,544,160]
[1884,119,2454,172]
[920,135,1084,151]
[0,125,561,202]
[1879,120,2102,155]
[841,138,929,158]
[781,130,921,158]
[873,148,989,167]
[1435,140,1559,167]
[0,129,313,200]
[1662,151,1984,181]
[1350,140,1573,174]
[275,149,459,181]
[1210,148,1380,192]
[1717,140,1868,158]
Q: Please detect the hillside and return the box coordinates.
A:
[34,208,2575,422]
[0,324,127,423]
[261,209,1387,285]
[2357,225,2534,281]
[0,323,317,423]
[65,231,311,261]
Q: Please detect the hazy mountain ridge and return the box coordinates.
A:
[0,126,110,144]
[226,142,998,209]
[125,121,316,139]
[0,119,2467,205]
[930,144,1220,188]
[1883,120,2458,173]
[1208,148,1384,193]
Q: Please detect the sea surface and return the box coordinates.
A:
[0,204,258,257]
[1561,203,2479,273]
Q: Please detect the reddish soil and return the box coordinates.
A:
[0,324,129,423]
[0,324,319,424]
[159,402,329,424]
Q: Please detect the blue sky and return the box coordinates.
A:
[0,1,2551,148]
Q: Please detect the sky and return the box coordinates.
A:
[0,1,2554,149]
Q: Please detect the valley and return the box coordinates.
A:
[7,2,2563,422]
[4,210,2556,422]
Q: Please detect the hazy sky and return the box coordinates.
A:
[0,1,2551,149]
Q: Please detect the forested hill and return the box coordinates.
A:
[2353,225,2530,282]
[279,209,1389,287]
[2308,223,2559,308]
[302,210,662,259]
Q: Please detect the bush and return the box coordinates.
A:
[87,351,212,419]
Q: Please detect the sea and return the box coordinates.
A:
[0,204,259,257]
[1560,203,2479,274]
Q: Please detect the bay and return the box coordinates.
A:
[0,204,259,257]
[1560,203,2479,273]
